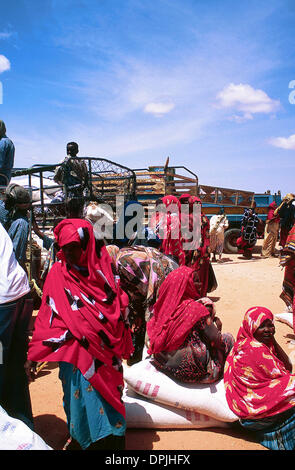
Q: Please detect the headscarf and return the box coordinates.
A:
[241,208,259,244]
[115,245,178,306]
[284,193,295,203]
[28,219,134,416]
[190,196,202,205]
[224,306,295,420]
[178,193,191,205]
[179,195,201,253]
[0,120,6,139]
[5,183,31,204]
[147,266,209,354]
[189,195,210,261]
[267,201,280,223]
[157,195,185,265]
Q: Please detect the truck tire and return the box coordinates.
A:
[224,228,240,254]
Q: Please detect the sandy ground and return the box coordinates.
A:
[28,240,295,451]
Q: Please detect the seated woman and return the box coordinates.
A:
[224,306,295,450]
[25,219,134,450]
[146,266,234,384]
[106,244,178,365]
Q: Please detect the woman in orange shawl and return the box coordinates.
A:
[224,306,295,450]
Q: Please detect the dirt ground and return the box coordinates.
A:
[28,240,294,451]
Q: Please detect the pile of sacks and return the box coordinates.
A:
[123,357,238,430]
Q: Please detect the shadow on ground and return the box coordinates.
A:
[34,414,68,450]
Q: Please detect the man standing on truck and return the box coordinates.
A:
[274,193,295,248]
[52,142,88,217]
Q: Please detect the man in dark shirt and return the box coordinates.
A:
[274,193,295,248]
[0,120,15,186]
[52,142,88,216]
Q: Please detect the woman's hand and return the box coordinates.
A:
[24,360,38,382]
[272,338,293,372]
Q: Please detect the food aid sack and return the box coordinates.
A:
[0,406,52,450]
[123,359,238,423]
[123,386,231,429]
[275,311,293,329]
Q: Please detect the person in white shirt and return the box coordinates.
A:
[209,210,229,262]
[0,223,33,429]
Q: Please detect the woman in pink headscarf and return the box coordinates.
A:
[153,195,186,266]
[25,219,133,450]
[187,196,217,297]
[224,306,295,450]
[147,267,234,384]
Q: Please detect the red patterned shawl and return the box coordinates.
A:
[158,195,186,265]
[28,219,134,416]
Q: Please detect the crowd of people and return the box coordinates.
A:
[1,126,295,451]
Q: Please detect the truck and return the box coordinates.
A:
[133,161,282,254]
[6,157,281,287]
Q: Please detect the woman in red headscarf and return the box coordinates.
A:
[25,219,133,450]
[261,202,280,258]
[147,266,234,384]
[224,306,295,450]
[179,193,200,265]
[187,196,217,297]
[152,195,186,266]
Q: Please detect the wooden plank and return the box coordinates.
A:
[167,184,198,190]
[134,171,165,177]
[165,172,197,183]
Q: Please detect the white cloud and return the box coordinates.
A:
[0,32,13,40]
[269,134,295,150]
[0,55,11,74]
[216,83,280,120]
[143,101,175,117]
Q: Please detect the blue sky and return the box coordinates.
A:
[0,0,294,195]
